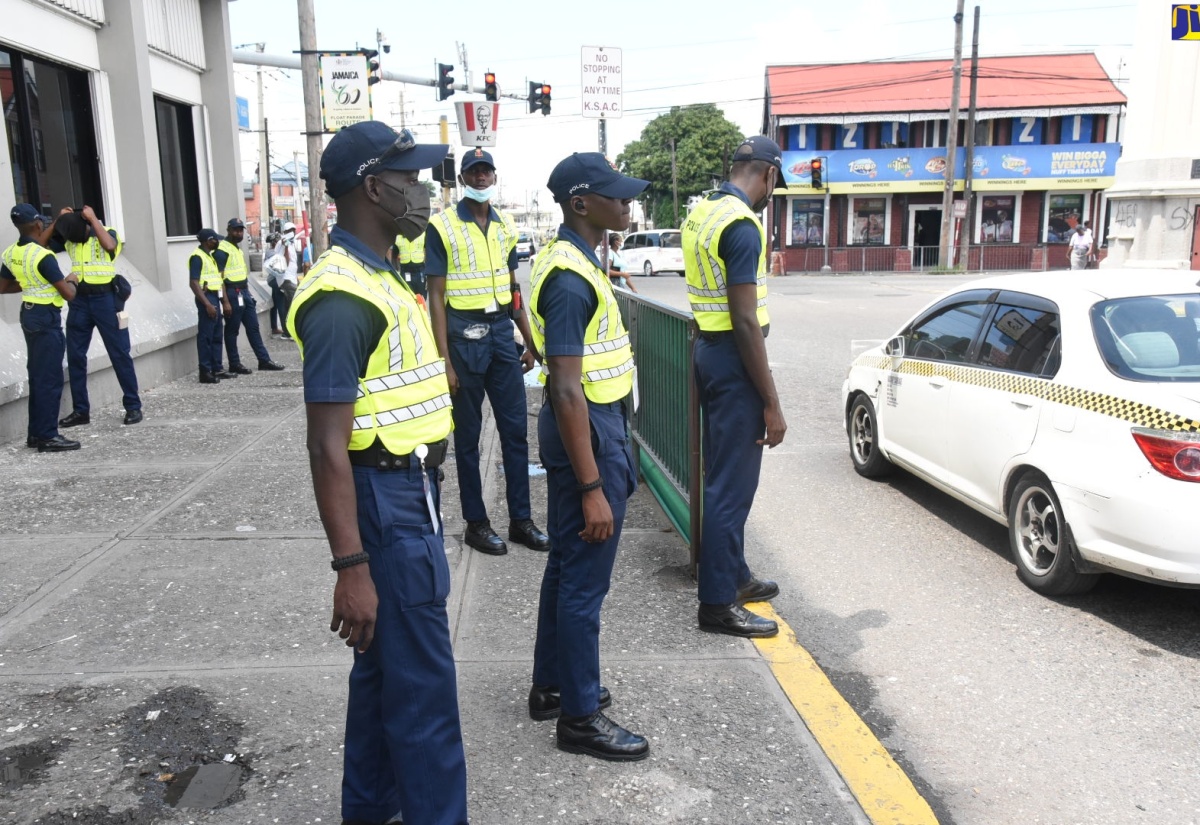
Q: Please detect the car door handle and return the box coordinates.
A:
[1010,400,1033,409]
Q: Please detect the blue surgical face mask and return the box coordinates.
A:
[464,184,496,203]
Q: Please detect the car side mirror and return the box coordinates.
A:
[885,336,906,358]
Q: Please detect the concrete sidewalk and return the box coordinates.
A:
[0,341,869,824]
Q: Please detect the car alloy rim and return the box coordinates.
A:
[851,404,873,464]
[1015,485,1061,576]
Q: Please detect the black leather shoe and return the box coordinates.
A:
[736,577,780,604]
[214,370,238,379]
[199,370,220,384]
[257,360,286,371]
[698,603,778,638]
[229,363,253,375]
[26,436,38,448]
[123,409,143,425]
[464,521,507,555]
[556,711,649,762]
[509,519,550,551]
[529,684,612,721]
[37,435,81,453]
[58,411,90,428]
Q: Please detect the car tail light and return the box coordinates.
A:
[1131,428,1200,482]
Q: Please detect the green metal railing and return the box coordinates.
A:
[615,291,701,568]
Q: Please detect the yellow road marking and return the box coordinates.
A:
[751,602,939,825]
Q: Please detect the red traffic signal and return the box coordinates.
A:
[483,72,498,102]
[811,157,824,189]
[539,84,551,116]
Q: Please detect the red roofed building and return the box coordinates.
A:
[762,54,1126,272]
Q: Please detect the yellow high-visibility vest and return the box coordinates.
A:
[287,246,453,455]
[683,194,769,332]
[2,241,61,306]
[66,226,122,285]
[190,249,223,292]
[430,208,516,311]
[217,239,248,284]
[529,239,634,404]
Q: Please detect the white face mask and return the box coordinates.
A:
[464,184,496,203]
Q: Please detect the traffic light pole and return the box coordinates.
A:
[598,118,608,271]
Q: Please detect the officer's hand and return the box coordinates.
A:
[59,207,73,216]
[446,362,459,396]
[205,303,218,320]
[519,348,535,373]
[758,404,787,448]
[579,488,614,543]
[65,273,79,284]
[331,565,378,652]
[80,206,97,222]
[221,300,232,318]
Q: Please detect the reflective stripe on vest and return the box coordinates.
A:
[682,195,769,332]
[431,209,515,310]
[217,240,248,283]
[1,242,61,306]
[529,239,635,405]
[190,249,223,291]
[395,235,412,265]
[67,227,121,285]
[287,247,453,455]
[409,233,426,264]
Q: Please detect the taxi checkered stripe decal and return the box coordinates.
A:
[853,354,1200,433]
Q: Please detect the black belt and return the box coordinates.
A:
[226,281,249,288]
[76,281,114,295]
[22,301,58,310]
[348,439,448,471]
[449,307,507,321]
[698,324,770,342]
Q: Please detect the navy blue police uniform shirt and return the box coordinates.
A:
[423,200,519,280]
[713,182,762,286]
[535,225,602,358]
[293,225,391,404]
[0,236,67,286]
[48,228,119,258]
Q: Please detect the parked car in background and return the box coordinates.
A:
[620,229,684,277]
[516,231,536,261]
[842,271,1200,597]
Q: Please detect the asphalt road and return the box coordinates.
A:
[584,265,1200,825]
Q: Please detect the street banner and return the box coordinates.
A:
[318,53,372,133]
[455,101,500,147]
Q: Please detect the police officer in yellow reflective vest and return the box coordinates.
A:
[425,149,549,556]
[0,204,80,452]
[395,230,428,299]
[286,121,467,825]
[684,136,788,639]
[189,229,234,384]
[216,217,285,373]
[526,152,650,762]
[48,206,143,427]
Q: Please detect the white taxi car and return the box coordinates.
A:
[842,271,1200,597]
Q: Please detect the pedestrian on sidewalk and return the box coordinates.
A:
[48,206,143,427]
[526,152,650,762]
[189,229,234,384]
[287,121,467,825]
[683,136,786,639]
[274,223,300,339]
[1068,224,1092,270]
[425,148,549,556]
[0,204,80,452]
[606,232,637,293]
[215,218,285,373]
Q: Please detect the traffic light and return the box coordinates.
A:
[432,154,455,184]
[528,81,542,114]
[484,72,498,102]
[437,63,455,101]
[363,49,381,86]
[810,157,823,189]
[539,84,551,116]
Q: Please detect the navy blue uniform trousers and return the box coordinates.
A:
[65,290,141,414]
[343,462,467,825]
[694,335,764,605]
[532,400,637,717]
[223,283,271,367]
[195,292,224,372]
[402,265,428,300]
[445,309,530,523]
[21,302,66,442]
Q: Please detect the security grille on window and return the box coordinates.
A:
[154,96,202,237]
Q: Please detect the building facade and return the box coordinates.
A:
[762,54,1126,273]
[0,0,245,439]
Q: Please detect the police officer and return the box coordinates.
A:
[215,218,285,373]
[396,230,428,299]
[527,153,649,761]
[425,149,549,556]
[287,121,467,825]
[684,136,787,638]
[49,206,143,427]
[0,205,80,452]
[189,229,235,384]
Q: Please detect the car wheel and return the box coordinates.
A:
[1007,473,1099,596]
[677,271,685,277]
[643,260,654,277]
[847,394,891,478]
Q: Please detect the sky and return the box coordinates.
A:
[228,0,1140,218]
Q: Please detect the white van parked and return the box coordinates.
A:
[620,229,684,277]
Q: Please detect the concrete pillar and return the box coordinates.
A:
[199,0,244,230]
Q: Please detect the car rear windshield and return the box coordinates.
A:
[1091,294,1200,382]
[660,233,682,248]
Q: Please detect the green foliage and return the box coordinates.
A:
[616,105,744,229]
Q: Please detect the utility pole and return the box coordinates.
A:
[255,43,268,252]
[958,5,981,270]
[439,115,452,210]
[297,0,327,257]
[939,0,965,269]
[263,116,273,233]
[669,137,680,228]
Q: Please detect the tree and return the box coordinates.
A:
[616,104,744,230]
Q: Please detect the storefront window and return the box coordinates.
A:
[1047,194,1084,243]
[154,96,202,237]
[851,197,886,245]
[980,196,1016,243]
[788,198,824,246]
